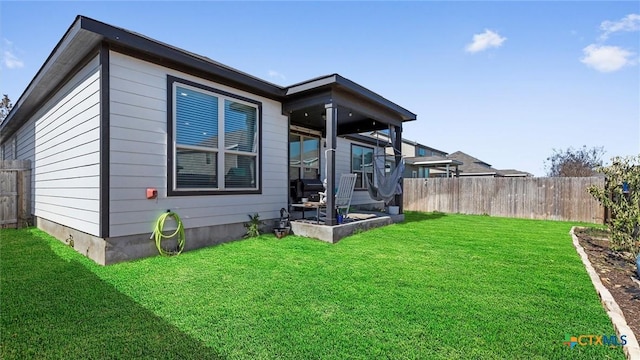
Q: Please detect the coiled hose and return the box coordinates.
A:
[153,211,185,256]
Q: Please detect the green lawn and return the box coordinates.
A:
[1,212,624,359]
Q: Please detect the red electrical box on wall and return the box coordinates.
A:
[146,188,158,199]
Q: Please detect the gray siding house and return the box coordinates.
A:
[0,16,416,264]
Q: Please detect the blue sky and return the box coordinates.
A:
[1,1,638,176]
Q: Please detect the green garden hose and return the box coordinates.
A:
[153,211,185,256]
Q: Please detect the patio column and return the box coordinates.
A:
[324,103,337,225]
[393,125,403,213]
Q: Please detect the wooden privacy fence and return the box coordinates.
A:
[403,177,605,223]
[0,160,32,229]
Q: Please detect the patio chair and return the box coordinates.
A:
[319,173,358,219]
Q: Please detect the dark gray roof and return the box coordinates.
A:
[447,151,532,177]
[446,151,497,175]
[0,15,416,142]
[286,75,416,122]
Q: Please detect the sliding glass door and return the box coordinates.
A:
[289,133,320,181]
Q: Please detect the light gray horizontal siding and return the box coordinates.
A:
[109,51,288,237]
[2,137,15,159]
[16,118,36,160]
[34,187,100,199]
[14,56,102,236]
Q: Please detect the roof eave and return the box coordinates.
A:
[1,15,288,142]
[1,15,417,143]
[79,16,285,98]
[0,16,95,142]
[285,74,417,122]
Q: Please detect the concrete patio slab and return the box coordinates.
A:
[290,213,404,243]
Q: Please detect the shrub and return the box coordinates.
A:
[244,213,264,238]
[588,155,640,257]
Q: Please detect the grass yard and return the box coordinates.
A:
[1,212,625,359]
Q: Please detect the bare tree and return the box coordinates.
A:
[0,94,13,123]
[545,146,604,177]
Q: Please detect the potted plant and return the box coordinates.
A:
[274,227,290,239]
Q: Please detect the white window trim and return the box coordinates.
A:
[171,81,260,193]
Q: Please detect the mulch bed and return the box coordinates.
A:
[574,227,640,338]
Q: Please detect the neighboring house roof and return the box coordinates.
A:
[0,15,416,143]
[401,138,448,156]
[446,151,531,177]
[446,151,498,176]
[357,132,451,162]
[447,151,492,168]
[365,131,449,156]
[496,169,532,177]
[405,156,462,166]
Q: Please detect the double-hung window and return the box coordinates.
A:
[169,77,261,195]
[351,144,374,190]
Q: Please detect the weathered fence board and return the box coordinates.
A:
[0,171,18,226]
[0,160,32,228]
[403,177,605,223]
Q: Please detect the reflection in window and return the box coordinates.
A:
[289,133,319,181]
[351,144,374,189]
[172,81,259,191]
[176,149,217,188]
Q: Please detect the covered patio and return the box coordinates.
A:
[282,74,416,227]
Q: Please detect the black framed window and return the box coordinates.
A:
[168,76,261,195]
[351,144,374,189]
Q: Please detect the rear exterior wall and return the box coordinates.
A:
[15,56,102,236]
[108,51,289,238]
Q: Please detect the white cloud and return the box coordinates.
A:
[599,13,640,40]
[267,70,285,81]
[465,29,506,53]
[1,39,24,69]
[580,44,635,72]
[3,50,24,69]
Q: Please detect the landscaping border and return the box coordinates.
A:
[571,226,640,360]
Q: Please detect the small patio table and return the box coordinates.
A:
[290,201,324,224]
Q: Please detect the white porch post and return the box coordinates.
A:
[324,103,337,225]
